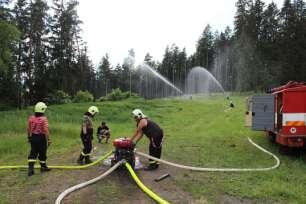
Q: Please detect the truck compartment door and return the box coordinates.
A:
[252,95,275,131]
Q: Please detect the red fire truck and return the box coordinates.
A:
[246,81,306,147]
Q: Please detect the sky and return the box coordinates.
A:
[77,0,284,66]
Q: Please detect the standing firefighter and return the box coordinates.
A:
[130,109,164,170]
[27,102,51,176]
[77,106,99,165]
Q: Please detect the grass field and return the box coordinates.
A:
[0,95,306,203]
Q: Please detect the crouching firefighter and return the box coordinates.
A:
[130,109,164,170]
[77,106,99,165]
[27,102,51,177]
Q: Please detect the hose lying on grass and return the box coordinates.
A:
[125,162,170,204]
[136,137,280,172]
[55,160,124,204]
[0,151,113,170]
[55,160,170,204]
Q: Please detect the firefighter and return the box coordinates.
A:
[97,121,111,143]
[130,109,163,170]
[27,102,51,176]
[77,106,99,165]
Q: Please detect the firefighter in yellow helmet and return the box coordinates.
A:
[77,106,99,165]
[130,109,164,170]
[27,102,51,176]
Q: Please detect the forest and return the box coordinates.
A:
[1,0,306,108]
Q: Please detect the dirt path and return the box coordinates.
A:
[10,148,194,204]
[63,157,194,204]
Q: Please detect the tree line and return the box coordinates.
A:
[156,0,306,93]
[1,0,306,108]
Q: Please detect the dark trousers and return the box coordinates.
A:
[149,135,163,166]
[28,134,47,163]
[81,137,92,156]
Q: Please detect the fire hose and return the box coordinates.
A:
[55,137,275,204]
[125,162,169,204]
[136,137,280,172]
[0,151,113,170]
[55,160,170,204]
[55,160,124,204]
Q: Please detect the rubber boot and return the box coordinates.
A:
[28,162,35,176]
[77,154,84,165]
[40,163,51,172]
[144,162,159,171]
[85,156,93,164]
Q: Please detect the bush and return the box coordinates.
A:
[73,90,94,103]
[107,88,129,101]
[98,88,139,101]
[47,90,71,104]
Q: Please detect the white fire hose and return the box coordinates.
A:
[136,137,280,172]
[55,160,124,204]
[55,137,280,204]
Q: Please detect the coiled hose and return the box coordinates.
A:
[136,137,280,172]
[0,151,113,170]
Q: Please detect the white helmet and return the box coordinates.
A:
[132,109,146,119]
[88,106,99,116]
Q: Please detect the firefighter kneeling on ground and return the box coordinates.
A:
[130,109,164,170]
[77,106,99,165]
[27,102,51,177]
[97,121,110,143]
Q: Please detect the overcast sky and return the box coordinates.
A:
[77,0,284,66]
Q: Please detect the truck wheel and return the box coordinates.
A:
[279,145,289,155]
[267,131,276,143]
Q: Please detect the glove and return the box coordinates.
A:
[27,136,32,143]
[131,141,136,149]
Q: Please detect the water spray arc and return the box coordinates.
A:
[134,63,233,106]
[137,63,184,96]
[186,66,225,94]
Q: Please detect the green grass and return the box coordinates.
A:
[0,96,306,203]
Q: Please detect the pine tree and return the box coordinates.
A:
[278,0,306,83]
[29,0,50,102]
[0,0,20,106]
[13,0,30,107]
[97,54,111,96]
[50,0,82,95]
[195,24,215,70]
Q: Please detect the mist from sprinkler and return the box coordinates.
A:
[123,54,233,108]
[136,63,184,95]
[186,66,234,108]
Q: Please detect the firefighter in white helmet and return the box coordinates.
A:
[130,109,164,170]
[27,102,51,176]
[77,106,99,165]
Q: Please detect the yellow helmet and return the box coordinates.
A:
[34,102,47,113]
[88,106,99,116]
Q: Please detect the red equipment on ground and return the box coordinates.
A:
[112,138,135,168]
[246,81,306,147]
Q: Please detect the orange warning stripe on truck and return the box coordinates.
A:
[285,121,305,126]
